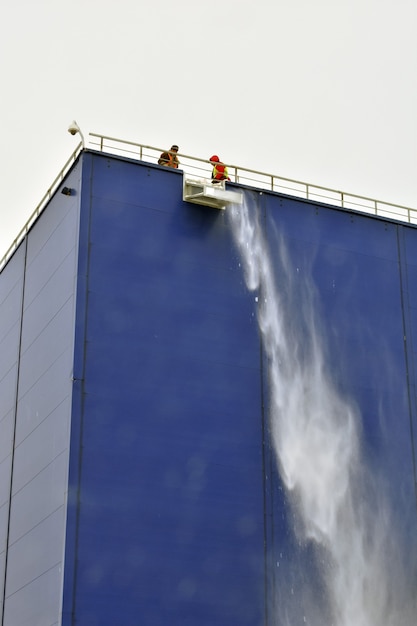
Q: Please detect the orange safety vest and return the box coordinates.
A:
[159,152,179,168]
[167,152,179,168]
[212,163,230,180]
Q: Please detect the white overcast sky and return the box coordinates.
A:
[1,0,416,259]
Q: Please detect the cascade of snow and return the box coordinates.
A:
[227,193,416,626]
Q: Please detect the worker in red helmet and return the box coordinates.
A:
[209,155,230,183]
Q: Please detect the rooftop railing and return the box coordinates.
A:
[1,132,416,272]
[89,133,417,224]
[0,144,83,272]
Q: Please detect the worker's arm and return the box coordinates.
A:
[158,152,169,165]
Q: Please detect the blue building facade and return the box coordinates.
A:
[0,151,416,625]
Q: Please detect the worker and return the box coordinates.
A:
[158,145,180,168]
[209,155,230,183]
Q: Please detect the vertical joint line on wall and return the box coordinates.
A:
[396,227,417,511]
[260,334,269,626]
[1,239,28,626]
[69,157,94,624]
[259,195,270,626]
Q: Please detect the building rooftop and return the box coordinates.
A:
[1,132,416,272]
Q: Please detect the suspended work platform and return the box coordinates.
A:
[183,176,243,210]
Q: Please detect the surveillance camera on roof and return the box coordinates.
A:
[68,121,80,136]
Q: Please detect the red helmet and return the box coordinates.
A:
[209,155,220,162]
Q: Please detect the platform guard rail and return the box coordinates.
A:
[1,133,416,272]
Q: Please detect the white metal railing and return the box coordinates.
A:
[0,144,83,272]
[1,133,416,272]
[89,133,416,223]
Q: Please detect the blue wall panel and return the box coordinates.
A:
[0,243,26,623]
[61,153,417,626]
[0,162,82,626]
[64,156,265,626]
[260,192,417,623]
[2,151,417,625]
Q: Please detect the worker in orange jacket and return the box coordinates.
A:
[209,155,230,182]
[158,145,180,168]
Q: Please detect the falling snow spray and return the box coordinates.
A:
[227,193,417,626]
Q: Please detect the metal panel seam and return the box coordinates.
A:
[396,225,417,511]
[1,238,27,626]
[61,153,94,626]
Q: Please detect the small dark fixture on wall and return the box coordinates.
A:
[61,187,72,196]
